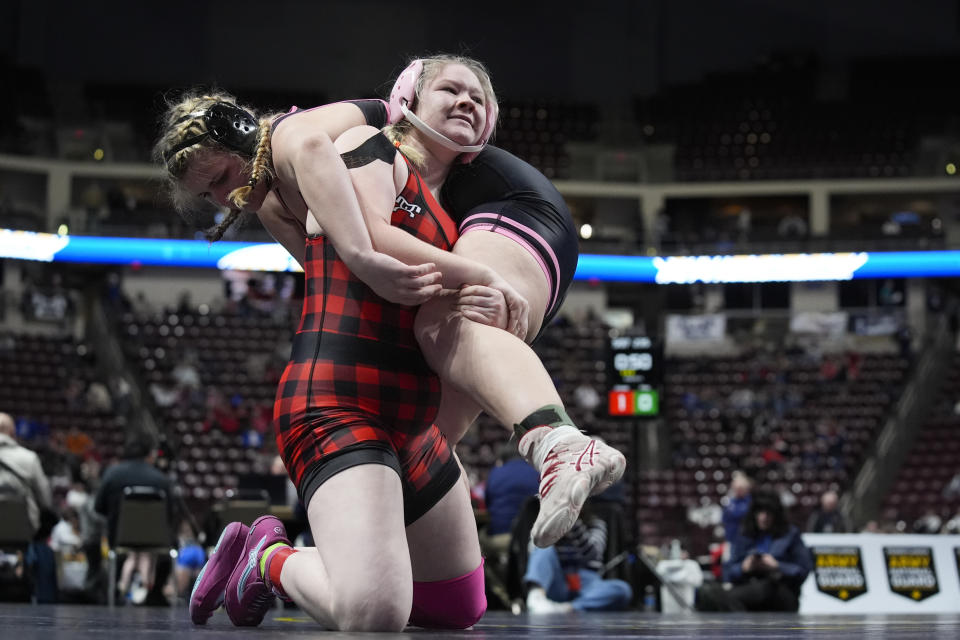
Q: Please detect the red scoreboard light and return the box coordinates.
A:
[609,390,635,416]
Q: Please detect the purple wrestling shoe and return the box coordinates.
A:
[224,515,292,627]
[189,521,249,625]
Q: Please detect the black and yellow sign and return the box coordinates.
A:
[883,546,939,601]
[812,546,867,601]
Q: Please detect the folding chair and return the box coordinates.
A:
[107,486,177,607]
[0,495,34,551]
[0,495,35,601]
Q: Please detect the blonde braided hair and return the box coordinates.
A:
[153,91,278,241]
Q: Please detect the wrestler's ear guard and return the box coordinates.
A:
[387,59,498,163]
[163,102,260,164]
[204,102,260,157]
[388,59,424,125]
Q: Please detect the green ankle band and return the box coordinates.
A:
[259,542,290,579]
[513,404,575,439]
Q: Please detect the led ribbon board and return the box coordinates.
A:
[2,229,959,282]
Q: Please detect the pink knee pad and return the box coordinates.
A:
[409,560,486,629]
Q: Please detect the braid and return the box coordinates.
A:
[228,119,274,210]
[382,121,425,168]
[155,93,225,178]
[205,208,243,243]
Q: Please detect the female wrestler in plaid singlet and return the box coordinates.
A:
[154,92,497,631]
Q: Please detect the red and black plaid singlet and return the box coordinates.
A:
[272,144,459,493]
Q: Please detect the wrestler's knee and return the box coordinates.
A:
[334,583,411,632]
[409,562,487,629]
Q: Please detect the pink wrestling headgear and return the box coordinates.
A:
[388,59,498,163]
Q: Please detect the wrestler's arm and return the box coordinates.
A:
[256,192,306,267]
[334,126,528,335]
[271,107,443,305]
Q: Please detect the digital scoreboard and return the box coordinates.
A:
[607,335,662,417]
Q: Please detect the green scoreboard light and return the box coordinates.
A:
[606,334,662,418]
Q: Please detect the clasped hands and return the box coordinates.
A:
[354,253,529,341]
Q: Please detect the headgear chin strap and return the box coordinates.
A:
[163,102,260,164]
[387,59,498,163]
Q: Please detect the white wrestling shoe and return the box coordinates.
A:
[518,425,627,548]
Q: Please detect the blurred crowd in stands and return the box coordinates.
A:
[0,253,958,611]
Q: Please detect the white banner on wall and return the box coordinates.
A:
[665,314,726,344]
[799,533,960,613]
[851,314,901,336]
[790,311,849,336]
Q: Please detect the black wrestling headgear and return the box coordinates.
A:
[163,102,259,164]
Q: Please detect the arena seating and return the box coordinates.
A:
[0,331,126,462]
[880,352,960,528]
[119,309,293,501]
[494,100,599,179]
[644,351,908,552]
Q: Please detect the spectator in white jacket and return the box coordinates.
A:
[0,412,53,534]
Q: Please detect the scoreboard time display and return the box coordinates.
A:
[607,335,662,417]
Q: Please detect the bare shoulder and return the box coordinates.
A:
[333,125,384,153]
[271,103,366,148]
[271,104,368,172]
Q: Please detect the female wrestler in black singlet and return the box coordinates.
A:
[323,57,624,551]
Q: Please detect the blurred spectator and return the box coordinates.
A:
[176,290,196,316]
[49,506,89,597]
[64,479,107,596]
[942,508,960,535]
[761,435,788,468]
[895,324,913,361]
[85,382,113,413]
[698,490,812,612]
[805,490,851,533]
[844,350,862,381]
[1,414,59,603]
[861,520,881,533]
[241,277,278,316]
[818,355,840,384]
[729,388,755,412]
[722,471,753,543]
[64,425,95,460]
[204,388,239,434]
[173,520,205,599]
[65,379,86,411]
[149,380,180,409]
[572,381,601,415]
[0,411,54,534]
[943,472,960,500]
[110,376,133,416]
[484,443,539,537]
[103,272,132,313]
[913,510,942,534]
[523,507,632,613]
[94,433,177,605]
[171,351,201,392]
